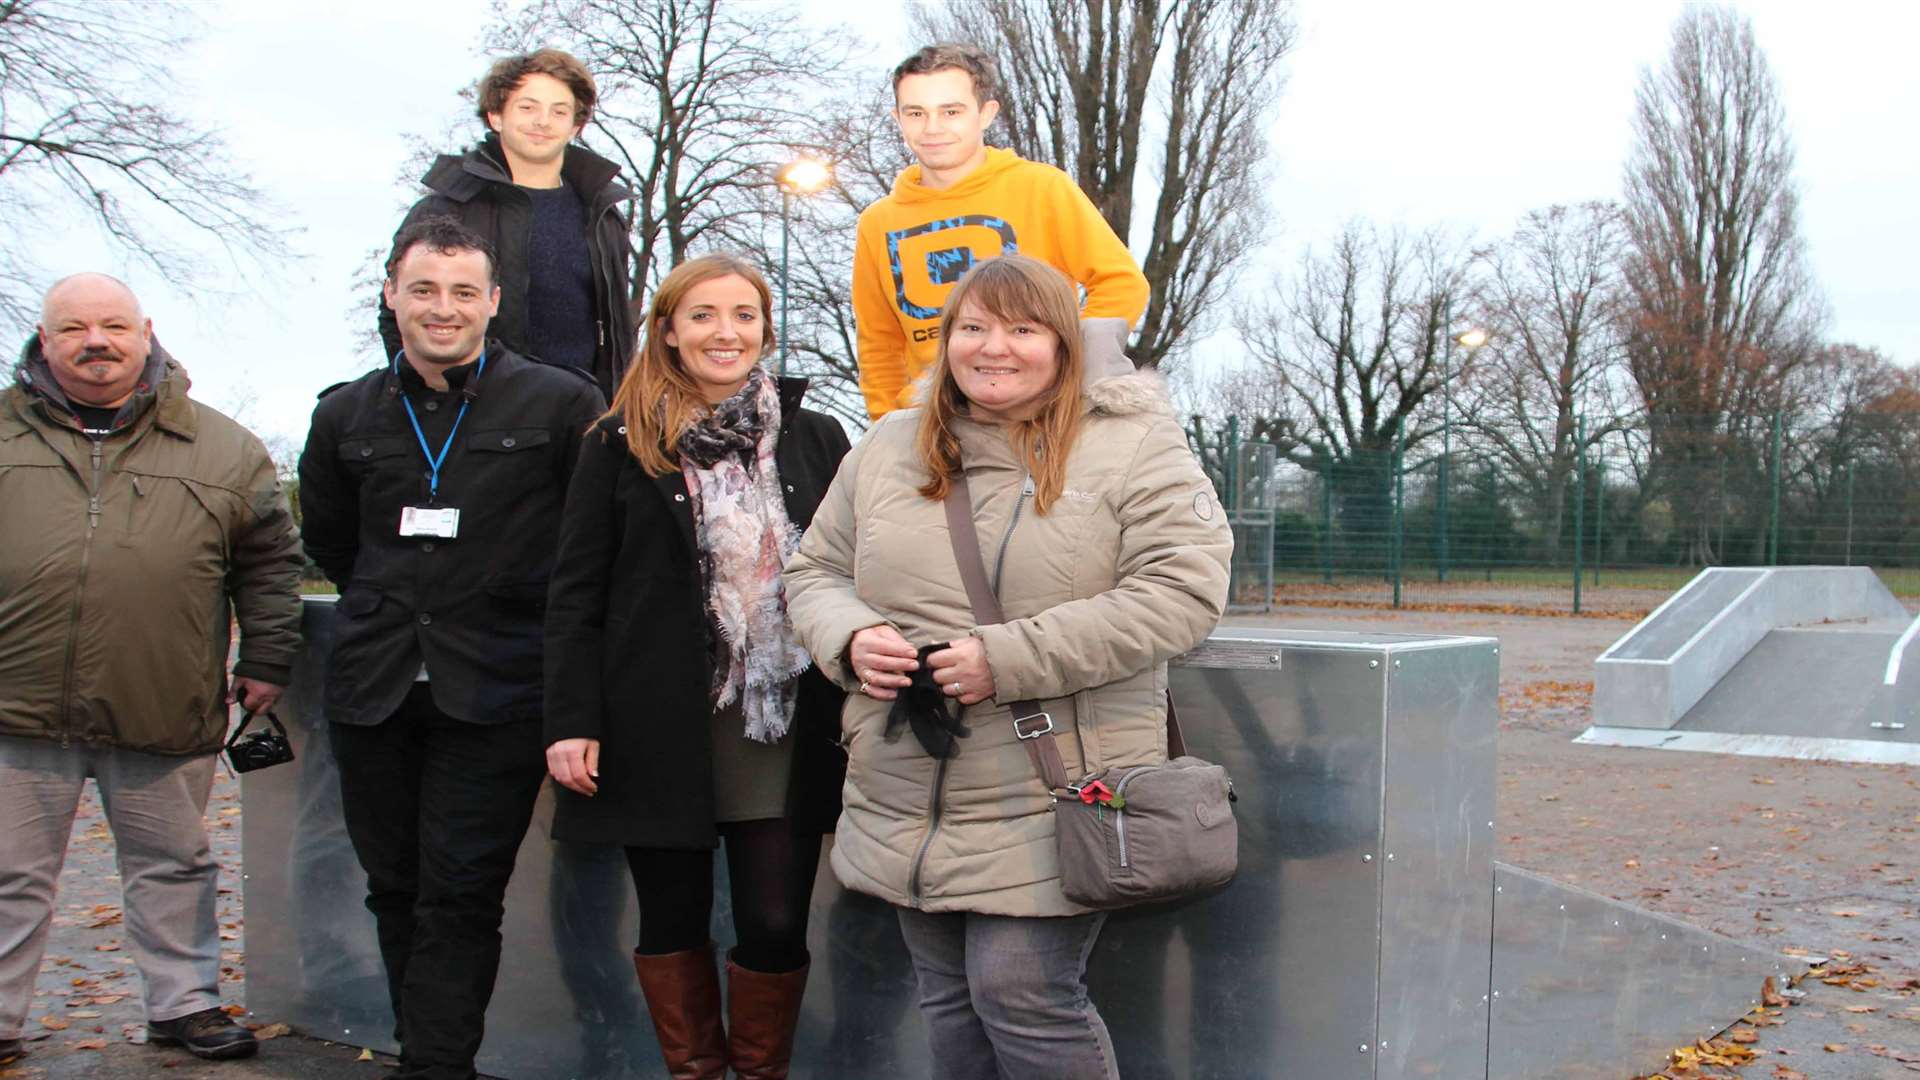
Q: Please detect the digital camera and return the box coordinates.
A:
[225,710,295,773]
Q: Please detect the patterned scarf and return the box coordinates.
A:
[677,368,808,742]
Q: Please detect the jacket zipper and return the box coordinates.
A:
[57,437,105,747]
[907,471,1035,904]
[907,755,952,906]
[989,473,1034,590]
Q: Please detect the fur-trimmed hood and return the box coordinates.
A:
[1085,369,1172,419]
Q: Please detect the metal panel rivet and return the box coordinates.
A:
[1385,852,1395,861]
[1369,659,1379,668]
[1358,1044,1369,1053]
[1492,990,1500,998]
[1393,659,1400,667]
[1495,885,1502,893]
[1362,854,1373,862]
[1558,904,1565,911]
[1268,654,1280,664]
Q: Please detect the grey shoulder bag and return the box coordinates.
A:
[943,472,1237,910]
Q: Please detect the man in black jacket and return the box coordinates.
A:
[300,216,604,1080]
[377,49,635,399]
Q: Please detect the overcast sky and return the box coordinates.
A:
[20,0,1918,449]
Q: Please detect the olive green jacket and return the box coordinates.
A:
[0,340,304,755]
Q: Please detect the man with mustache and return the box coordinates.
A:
[377,49,635,400]
[0,273,303,1065]
[301,216,604,1080]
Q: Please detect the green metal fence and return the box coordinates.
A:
[1192,411,1920,612]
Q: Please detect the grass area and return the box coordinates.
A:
[1273,564,1920,596]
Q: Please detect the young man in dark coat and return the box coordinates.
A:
[377,49,636,399]
[300,216,604,1080]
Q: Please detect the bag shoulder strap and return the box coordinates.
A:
[942,472,1071,792]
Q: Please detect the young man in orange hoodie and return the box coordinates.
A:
[852,44,1150,419]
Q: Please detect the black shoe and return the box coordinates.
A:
[0,1037,26,1064]
[147,1007,259,1060]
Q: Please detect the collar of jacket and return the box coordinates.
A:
[421,134,634,209]
[9,334,196,440]
[383,338,523,398]
[774,374,810,422]
[949,369,1173,465]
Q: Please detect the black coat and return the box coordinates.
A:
[298,343,606,727]
[377,136,637,399]
[544,378,851,848]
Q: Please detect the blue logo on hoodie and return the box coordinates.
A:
[885,216,1020,320]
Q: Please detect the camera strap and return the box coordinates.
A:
[225,708,289,752]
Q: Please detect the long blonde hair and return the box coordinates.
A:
[915,255,1085,514]
[608,254,775,475]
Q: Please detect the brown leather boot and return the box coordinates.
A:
[725,955,809,1080]
[633,947,727,1080]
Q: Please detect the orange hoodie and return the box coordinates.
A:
[852,148,1149,419]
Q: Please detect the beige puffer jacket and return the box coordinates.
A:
[783,369,1232,916]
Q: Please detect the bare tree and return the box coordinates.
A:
[1235,222,1469,466]
[1619,5,1823,562]
[0,0,289,333]
[1467,202,1628,550]
[486,0,855,301]
[912,0,1295,368]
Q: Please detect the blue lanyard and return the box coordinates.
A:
[396,351,486,503]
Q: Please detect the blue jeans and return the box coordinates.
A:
[894,907,1117,1080]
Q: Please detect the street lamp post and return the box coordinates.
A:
[775,156,832,377]
[1438,310,1488,583]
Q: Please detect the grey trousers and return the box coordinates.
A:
[0,735,221,1039]
[895,907,1119,1080]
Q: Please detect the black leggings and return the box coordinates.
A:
[626,819,823,974]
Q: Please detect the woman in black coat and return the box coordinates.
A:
[543,253,849,1080]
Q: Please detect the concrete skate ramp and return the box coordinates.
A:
[1584,567,1920,763]
[1488,865,1788,1080]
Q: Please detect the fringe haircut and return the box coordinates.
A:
[915,254,1085,514]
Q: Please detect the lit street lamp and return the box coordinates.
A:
[775,156,832,376]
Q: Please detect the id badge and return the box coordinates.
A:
[399,506,460,538]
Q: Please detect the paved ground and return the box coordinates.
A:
[3,592,1915,1078]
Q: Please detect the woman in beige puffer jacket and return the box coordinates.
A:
[783,255,1231,1080]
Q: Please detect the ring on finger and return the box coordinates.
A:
[859,681,871,695]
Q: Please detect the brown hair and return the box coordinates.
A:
[916,255,1084,515]
[891,43,1000,106]
[477,49,597,127]
[608,254,775,476]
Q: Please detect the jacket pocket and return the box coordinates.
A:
[338,436,411,471]
[466,428,554,456]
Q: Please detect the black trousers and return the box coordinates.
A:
[331,684,545,1080]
